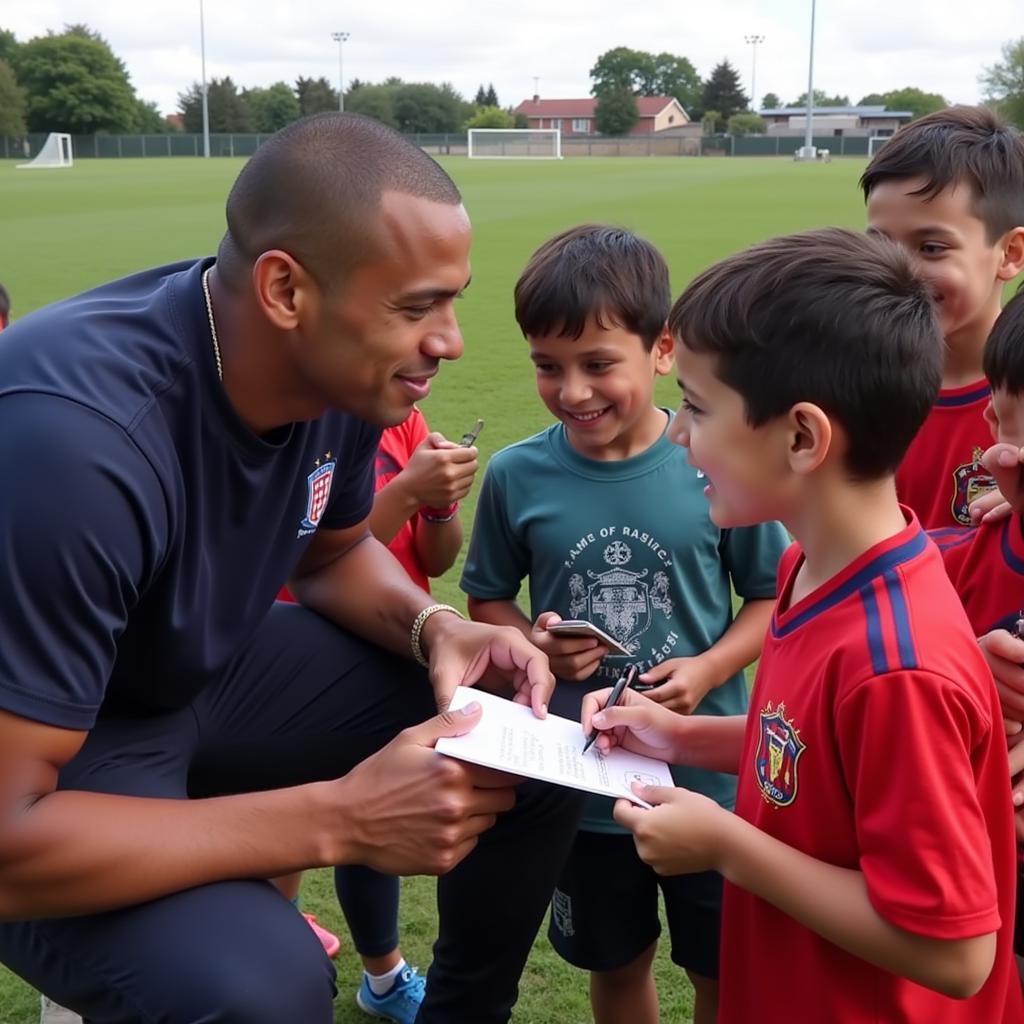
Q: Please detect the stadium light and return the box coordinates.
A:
[199,0,210,157]
[331,32,350,112]
[804,0,816,153]
[744,34,765,113]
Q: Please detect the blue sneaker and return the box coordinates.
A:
[356,966,426,1024]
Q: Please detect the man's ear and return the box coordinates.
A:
[251,250,319,331]
[787,402,832,476]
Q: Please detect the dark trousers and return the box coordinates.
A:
[0,603,583,1023]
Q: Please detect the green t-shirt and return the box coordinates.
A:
[461,414,788,831]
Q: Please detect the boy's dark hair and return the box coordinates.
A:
[0,283,9,328]
[984,286,1024,395]
[669,228,941,480]
[514,225,670,350]
[860,105,1024,242]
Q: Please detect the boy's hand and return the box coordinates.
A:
[638,657,717,715]
[614,785,731,875]
[531,611,607,681]
[400,433,479,509]
[581,685,686,762]
[969,486,1012,525]
[978,629,1024,723]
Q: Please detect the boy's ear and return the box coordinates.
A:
[786,402,832,476]
[983,397,1000,442]
[652,325,675,376]
[997,226,1024,283]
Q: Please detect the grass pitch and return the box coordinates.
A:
[0,154,870,1024]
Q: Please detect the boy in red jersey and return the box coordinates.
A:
[583,228,1023,1023]
[862,106,1024,528]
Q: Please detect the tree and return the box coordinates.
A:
[295,76,337,116]
[595,87,639,135]
[0,27,19,66]
[980,38,1024,127]
[791,89,850,108]
[178,76,250,132]
[464,105,514,130]
[244,81,300,132]
[0,58,26,135]
[345,82,399,127]
[701,61,747,123]
[132,97,167,133]
[702,109,723,135]
[15,27,139,133]
[650,51,701,115]
[760,91,781,110]
[857,87,947,121]
[485,83,498,107]
[474,84,487,106]
[727,112,766,135]
[591,46,655,94]
[392,82,468,133]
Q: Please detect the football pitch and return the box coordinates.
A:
[0,154,869,1024]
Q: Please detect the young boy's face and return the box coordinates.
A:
[528,321,673,461]
[670,344,789,527]
[866,179,1008,351]
[985,387,1024,448]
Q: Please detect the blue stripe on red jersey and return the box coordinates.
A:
[934,383,991,408]
[773,529,928,639]
[929,527,976,553]
[884,569,919,670]
[860,581,888,675]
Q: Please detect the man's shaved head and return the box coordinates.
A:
[217,112,462,290]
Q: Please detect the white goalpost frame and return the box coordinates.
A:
[467,128,562,160]
[17,132,74,169]
[867,135,889,159]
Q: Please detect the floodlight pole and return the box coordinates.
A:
[744,34,765,112]
[199,0,210,157]
[332,32,350,112]
[804,0,816,151]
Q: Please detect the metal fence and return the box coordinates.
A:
[2,130,872,161]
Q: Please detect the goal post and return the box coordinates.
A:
[17,133,74,169]
[467,128,562,160]
[867,135,889,159]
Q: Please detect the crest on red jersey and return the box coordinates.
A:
[755,702,805,807]
[950,447,995,526]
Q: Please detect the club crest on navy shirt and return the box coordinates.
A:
[755,702,805,807]
[298,451,336,537]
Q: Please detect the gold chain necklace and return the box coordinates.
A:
[201,267,223,382]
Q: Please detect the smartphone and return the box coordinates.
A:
[460,419,484,447]
[545,619,632,657]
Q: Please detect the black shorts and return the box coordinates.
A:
[547,829,722,979]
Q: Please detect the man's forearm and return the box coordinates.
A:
[718,812,995,997]
[0,782,341,920]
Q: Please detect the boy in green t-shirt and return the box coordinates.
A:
[461,225,788,1024]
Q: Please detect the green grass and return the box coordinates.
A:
[0,155,872,1023]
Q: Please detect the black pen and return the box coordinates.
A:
[582,665,638,755]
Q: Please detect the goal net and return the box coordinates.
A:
[467,128,562,159]
[17,133,74,169]
[867,135,890,159]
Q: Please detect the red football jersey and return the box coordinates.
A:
[721,516,1022,1023]
[932,517,1024,637]
[896,381,995,529]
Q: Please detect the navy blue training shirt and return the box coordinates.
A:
[0,259,381,728]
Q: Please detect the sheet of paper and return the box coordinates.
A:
[435,687,673,808]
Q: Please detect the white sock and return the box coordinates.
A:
[367,959,407,996]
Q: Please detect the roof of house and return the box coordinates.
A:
[514,96,685,118]
[759,105,913,119]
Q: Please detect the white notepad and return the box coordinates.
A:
[436,687,672,808]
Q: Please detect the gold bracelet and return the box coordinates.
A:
[410,603,464,667]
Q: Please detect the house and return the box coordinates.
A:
[759,105,912,138]
[513,95,690,136]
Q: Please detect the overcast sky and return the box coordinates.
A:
[7,1,1017,117]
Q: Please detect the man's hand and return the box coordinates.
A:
[400,433,478,509]
[530,611,607,681]
[423,613,555,717]
[614,785,732,876]
[333,701,517,875]
[580,686,687,762]
[637,657,717,715]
